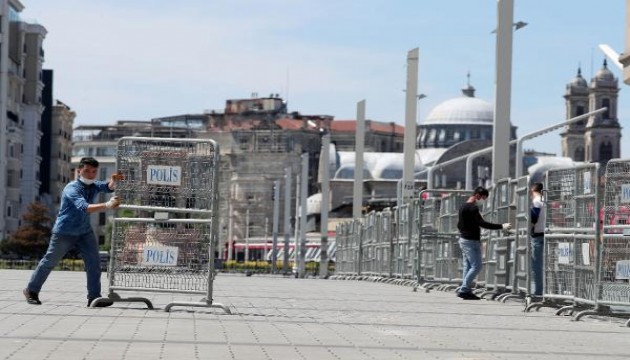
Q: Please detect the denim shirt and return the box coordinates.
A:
[52,180,113,235]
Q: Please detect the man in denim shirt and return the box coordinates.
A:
[23,157,123,307]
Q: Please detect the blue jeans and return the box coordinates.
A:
[459,238,482,293]
[27,231,103,299]
[531,235,544,296]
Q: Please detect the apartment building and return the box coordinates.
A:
[0,0,48,236]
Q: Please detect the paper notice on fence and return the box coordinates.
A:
[615,260,630,280]
[557,243,571,264]
[621,184,630,204]
[583,172,591,194]
[581,243,590,266]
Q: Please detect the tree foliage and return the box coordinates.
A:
[0,202,52,258]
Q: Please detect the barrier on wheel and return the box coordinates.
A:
[98,137,229,313]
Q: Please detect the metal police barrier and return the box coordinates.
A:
[335,222,353,275]
[417,196,440,286]
[416,190,468,290]
[564,164,601,316]
[95,137,230,313]
[479,183,499,296]
[574,159,630,326]
[362,211,377,275]
[528,167,577,311]
[379,208,393,277]
[394,204,412,278]
[526,164,600,313]
[480,179,515,299]
[504,175,532,301]
[434,192,467,290]
[493,179,519,301]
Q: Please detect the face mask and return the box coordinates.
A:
[79,176,95,186]
[476,199,486,207]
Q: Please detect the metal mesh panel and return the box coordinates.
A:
[393,204,411,278]
[543,164,600,305]
[111,221,211,291]
[116,138,218,211]
[435,193,466,284]
[544,168,577,301]
[380,210,393,277]
[544,234,575,299]
[417,197,441,283]
[110,137,219,296]
[362,212,377,275]
[599,159,630,306]
[546,167,576,231]
[573,165,600,305]
[482,185,498,290]
[491,179,514,293]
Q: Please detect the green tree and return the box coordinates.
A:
[0,202,52,258]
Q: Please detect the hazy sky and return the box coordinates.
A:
[22,0,629,156]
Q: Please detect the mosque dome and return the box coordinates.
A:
[423,88,493,126]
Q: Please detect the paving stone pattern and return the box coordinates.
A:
[0,270,628,360]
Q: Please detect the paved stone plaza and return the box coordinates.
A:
[0,270,628,360]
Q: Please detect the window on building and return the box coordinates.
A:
[576,105,585,117]
[99,212,106,226]
[471,129,480,139]
[98,235,105,246]
[574,147,585,162]
[600,142,613,163]
[446,129,454,141]
[602,99,610,119]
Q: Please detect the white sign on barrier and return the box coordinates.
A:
[583,172,591,194]
[581,243,590,266]
[621,184,630,203]
[558,243,572,264]
[147,165,182,186]
[615,260,630,280]
[142,246,179,266]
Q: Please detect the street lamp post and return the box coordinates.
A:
[402,48,419,203]
[492,0,515,184]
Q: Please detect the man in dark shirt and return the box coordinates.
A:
[456,186,511,300]
[529,182,545,296]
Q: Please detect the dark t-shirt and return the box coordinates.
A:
[457,202,503,241]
